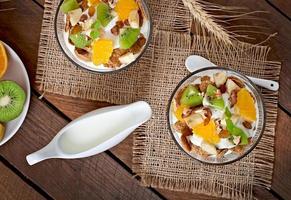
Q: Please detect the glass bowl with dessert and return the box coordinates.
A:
[55,0,152,73]
[167,67,265,164]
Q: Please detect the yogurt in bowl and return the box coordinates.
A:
[55,0,152,73]
[167,67,265,164]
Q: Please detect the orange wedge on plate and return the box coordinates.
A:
[0,42,8,79]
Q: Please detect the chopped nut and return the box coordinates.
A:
[70,24,82,34]
[229,76,245,88]
[242,121,252,129]
[217,149,228,159]
[203,107,212,125]
[80,0,88,11]
[106,48,128,68]
[129,35,146,54]
[138,9,143,27]
[124,19,130,26]
[173,121,192,136]
[88,6,95,17]
[111,21,125,36]
[79,14,88,22]
[199,76,212,92]
[111,25,120,36]
[218,130,229,138]
[181,135,191,152]
[201,76,211,82]
[232,145,244,154]
[74,48,91,61]
[229,89,238,107]
[65,15,71,32]
[116,21,124,28]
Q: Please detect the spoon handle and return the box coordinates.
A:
[248,76,279,91]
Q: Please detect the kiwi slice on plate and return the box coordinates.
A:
[120,28,140,49]
[0,80,26,122]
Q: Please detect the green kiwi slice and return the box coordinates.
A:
[60,0,79,13]
[119,28,140,49]
[97,3,113,27]
[0,81,26,122]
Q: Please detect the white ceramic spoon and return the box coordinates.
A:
[26,101,152,165]
[185,55,279,91]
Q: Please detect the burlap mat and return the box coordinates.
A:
[36,0,281,199]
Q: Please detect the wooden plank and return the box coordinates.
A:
[0,162,44,200]
[29,0,290,198]
[268,0,291,19]
[272,109,291,200]
[0,0,288,199]
[0,0,42,83]
[0,96,162,200]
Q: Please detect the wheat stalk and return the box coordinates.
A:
[182,0,234,44]
[182,0,274,45]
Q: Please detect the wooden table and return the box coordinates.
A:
[0,0,290,199]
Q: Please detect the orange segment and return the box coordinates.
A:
[92,39,113,65]
[174,104,187,122]
[0,42,8,79]
[192,120,220,144]
[88,0,100,6]
[114,0,138,21]
[235,88,257,121]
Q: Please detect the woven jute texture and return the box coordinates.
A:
[36,0,281,199]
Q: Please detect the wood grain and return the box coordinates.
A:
[0,96,161,200]
[0,162,44,200]
[268,0,291,18]
[0,0,289,199]
[272,109,291,200]
[0,0,42,83]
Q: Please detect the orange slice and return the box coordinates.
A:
[235,88,257,121]
[174,104,187,122]
[114,0,138,21]
[92,39,113,65]
[88,0,100,6]
[0,42,8,79]
[192,120,220,144]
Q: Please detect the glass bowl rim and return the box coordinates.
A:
[166,66,266,165]
[54,0,153,74]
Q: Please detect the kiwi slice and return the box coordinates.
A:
[60,0,79,13]
[97,3,113,27]
[119,28,140,49]
[0,81,26,122]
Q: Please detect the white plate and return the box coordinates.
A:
[0,42,31,146]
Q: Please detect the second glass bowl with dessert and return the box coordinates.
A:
[167,67,265,164]
[55,0,152,73]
